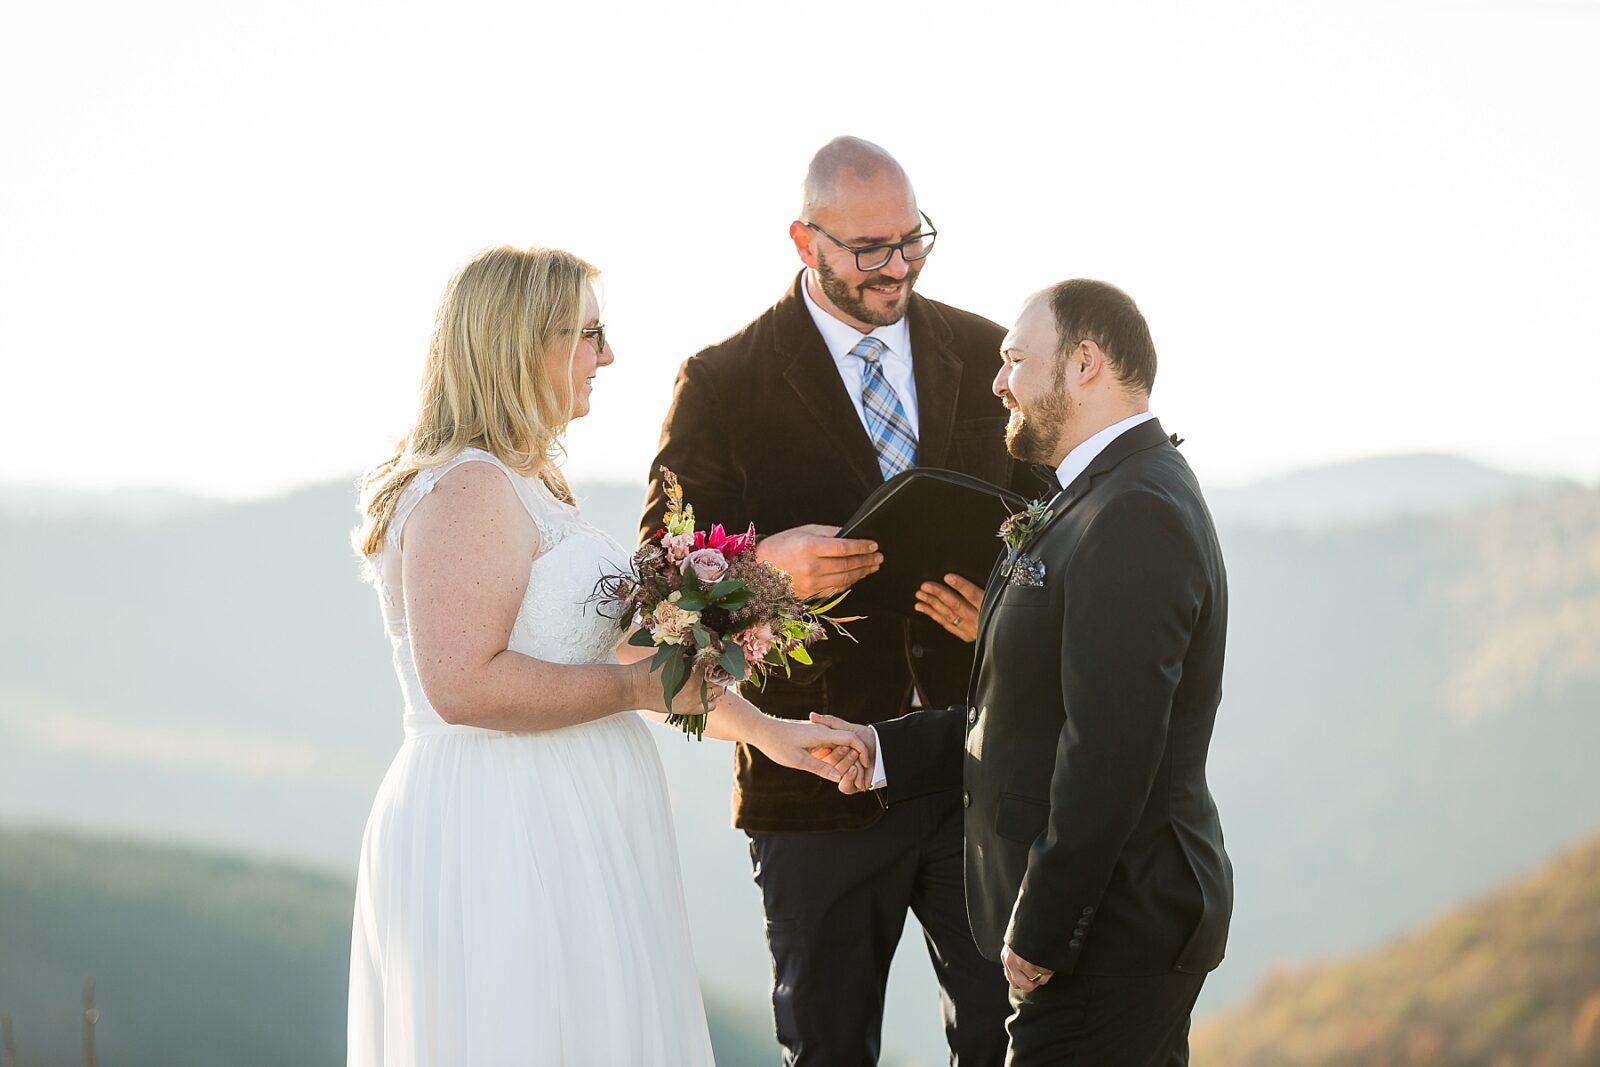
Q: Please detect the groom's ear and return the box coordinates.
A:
[789,220,820,267]
[1076,339,1108,384]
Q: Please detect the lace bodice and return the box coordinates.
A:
[367,448,633,737]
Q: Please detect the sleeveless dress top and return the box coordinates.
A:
[346,448,715,1066]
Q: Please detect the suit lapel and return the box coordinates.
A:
[775,274,886,495]
[970,418,1171,664]
[905,294,963,470]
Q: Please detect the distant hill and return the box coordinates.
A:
[1192,835,1600,1065]
[0,824,776,1067]
[0,484,223,522]
[1206,452,1572,529]
[0,452,1575,533]
[2,457,1598,1064]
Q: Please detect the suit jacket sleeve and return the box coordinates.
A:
[640,356,747,543]
[874,704,965,804]
[1006,489,1204,973]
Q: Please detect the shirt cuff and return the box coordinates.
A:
[869,725,887,790]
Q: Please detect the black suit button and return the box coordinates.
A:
[1082,906,1095,916]
[1069,939,1082,949]
[962,791,972,808]
[911,644,924,658]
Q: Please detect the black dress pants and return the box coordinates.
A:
[1004,970,1205,1066]
[747,791,1011,1066]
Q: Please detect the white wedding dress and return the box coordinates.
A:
[347,449,715,1066]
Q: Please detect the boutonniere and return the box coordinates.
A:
[999,496,1051,557]
[1169,432,1184,447]
[998,496,1052,584]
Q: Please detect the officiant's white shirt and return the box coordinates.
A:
[867,410,1157,789]
[801,273,920,437]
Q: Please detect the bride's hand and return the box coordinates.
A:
[752,715,872,784]
[630,660,724,718]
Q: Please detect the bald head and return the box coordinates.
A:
[800,136,916,221]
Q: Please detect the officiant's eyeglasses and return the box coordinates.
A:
[561,324,607,353]
[803,213,938,272]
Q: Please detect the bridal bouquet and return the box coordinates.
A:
[601,468,853,739]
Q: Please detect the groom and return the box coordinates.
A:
[819,280,1233,1065]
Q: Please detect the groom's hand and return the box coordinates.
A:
[755,524,883,600]
[1001,944,1054,992]
[914,573,984,643]
[809,713,877,794]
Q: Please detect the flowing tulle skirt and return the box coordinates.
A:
[347,712,715,1066]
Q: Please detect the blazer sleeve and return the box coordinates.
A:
[640,356,747,544]
[1005,489,1203,973]
[873,704,966,804]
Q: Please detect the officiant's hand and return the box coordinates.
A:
[914,573,985,643]
[755,524,882,600]
[807,713,877,794]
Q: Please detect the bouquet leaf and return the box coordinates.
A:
[719,643,748,681]
[627,627,657,648]
[659,648,690,710]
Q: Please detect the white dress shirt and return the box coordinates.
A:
[801,273,919,437]
[867,410,1159,789]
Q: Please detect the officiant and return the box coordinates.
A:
[641,136,1040,1066]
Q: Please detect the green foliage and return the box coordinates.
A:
[0,824,777,1067]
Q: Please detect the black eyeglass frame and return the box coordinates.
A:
[802,212,938,272]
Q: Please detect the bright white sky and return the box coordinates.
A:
[3,0,1596,499]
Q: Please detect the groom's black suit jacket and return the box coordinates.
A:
[641,273,1034,832]
[876,418,1233,976]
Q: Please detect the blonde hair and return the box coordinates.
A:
[356,245,598,557]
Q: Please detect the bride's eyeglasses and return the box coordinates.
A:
[562,324,608,353]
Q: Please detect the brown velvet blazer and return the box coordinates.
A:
[641,273,1038,832]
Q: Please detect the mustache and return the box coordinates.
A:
[859,270,916,290]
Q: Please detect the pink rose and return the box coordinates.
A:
[681,547,729,583]
[662,531,695,563]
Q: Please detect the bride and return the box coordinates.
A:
[347,245,866,1066]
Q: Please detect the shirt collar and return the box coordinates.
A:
[1053,411,1157,492]
[800,270,911,362]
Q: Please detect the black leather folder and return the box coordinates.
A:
[836,468,1029,617]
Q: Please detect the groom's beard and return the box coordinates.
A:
[1005,366,1072,464]
[816,257,922,328]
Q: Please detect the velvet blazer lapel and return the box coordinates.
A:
[774,275,885,495]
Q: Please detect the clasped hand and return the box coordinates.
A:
[803,713,878,794]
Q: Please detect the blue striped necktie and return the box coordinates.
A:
[850,336,918,481]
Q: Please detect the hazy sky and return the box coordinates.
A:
[3,0,1596,499]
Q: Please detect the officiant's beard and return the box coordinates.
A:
[816,258,922,328]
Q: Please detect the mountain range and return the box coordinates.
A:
[1,453,1595,1065]
[1190,834,1600,1065]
